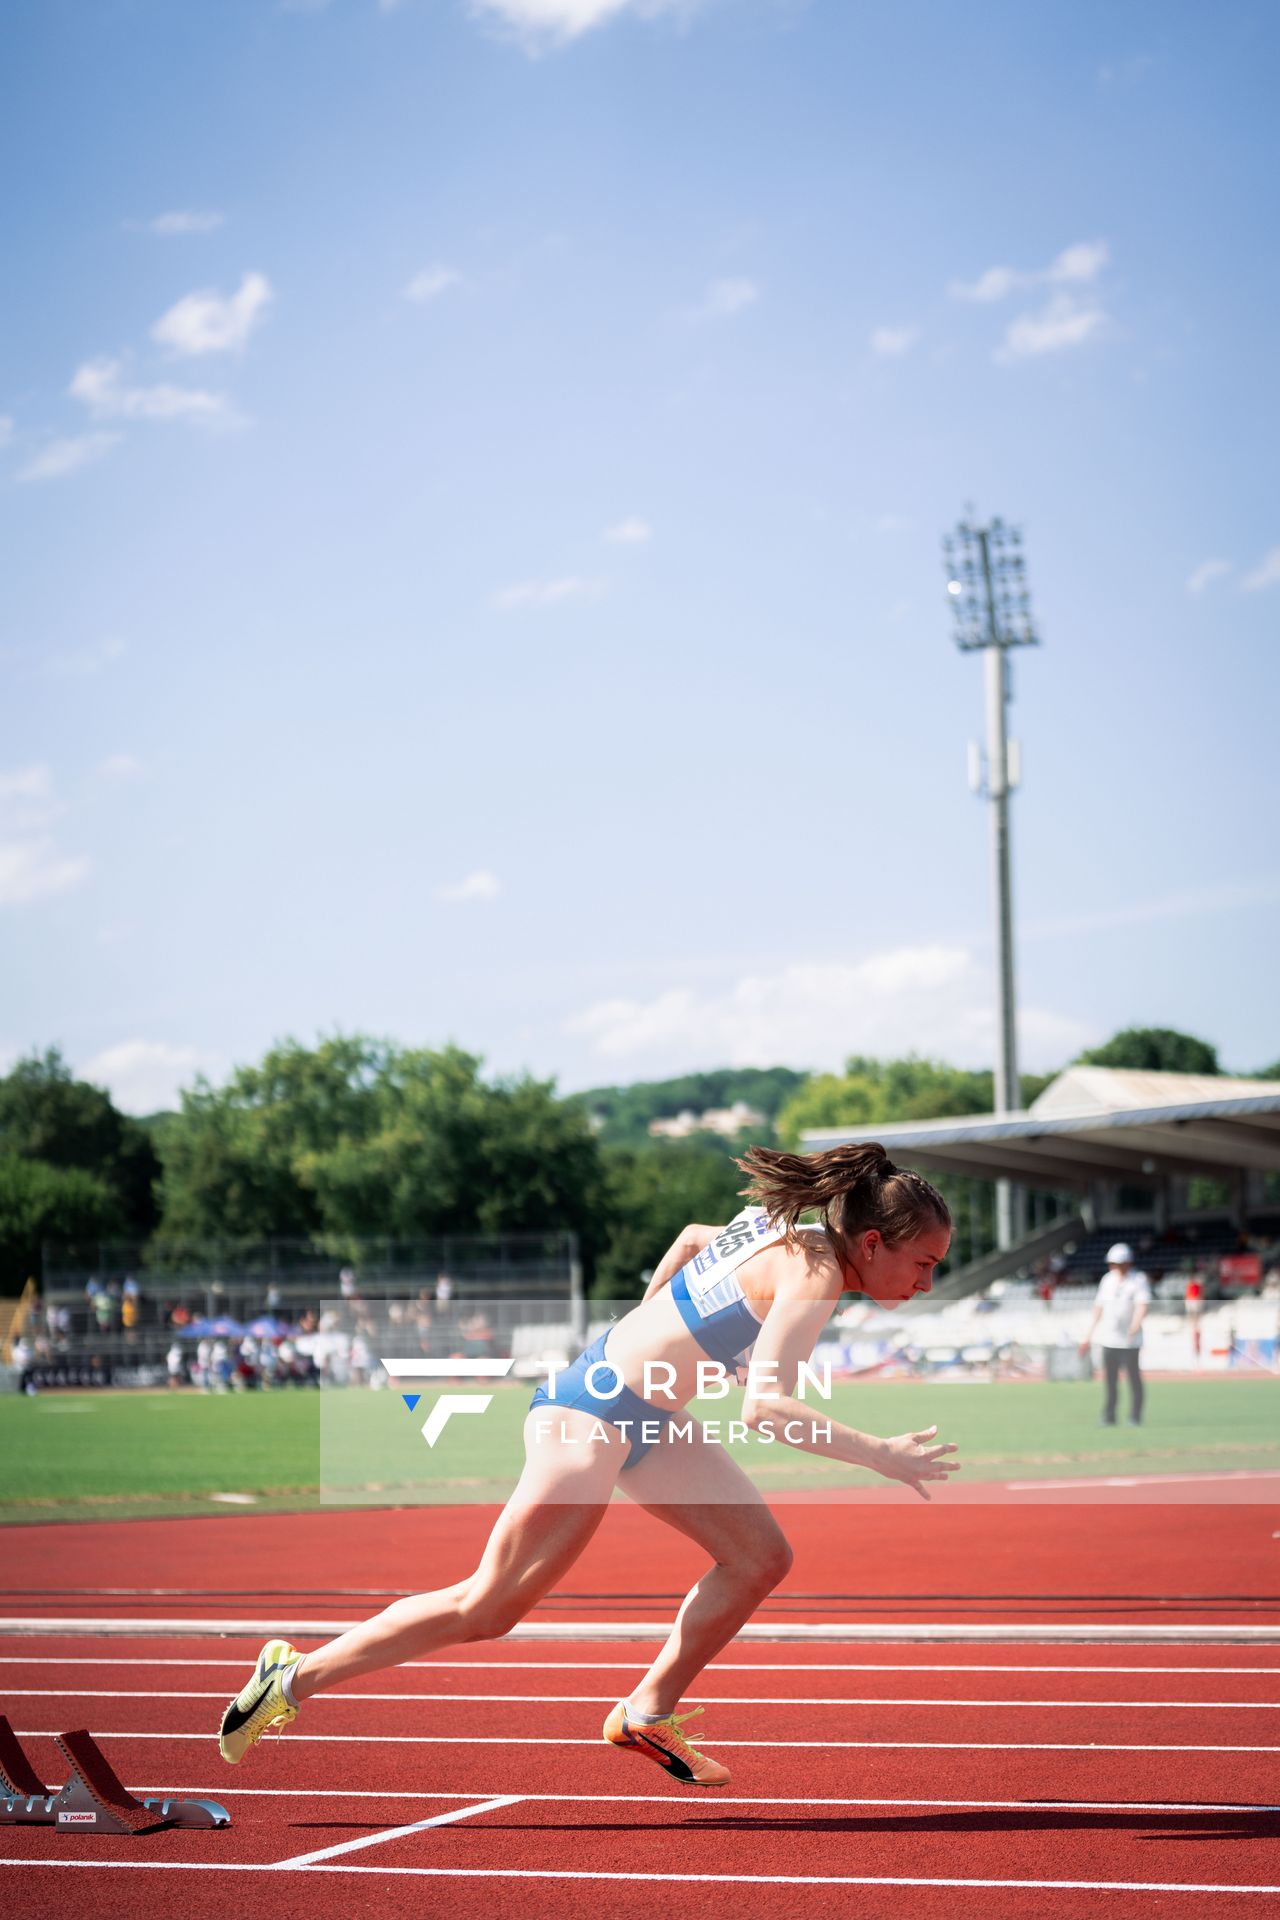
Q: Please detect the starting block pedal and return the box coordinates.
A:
[0,1715,229,1833]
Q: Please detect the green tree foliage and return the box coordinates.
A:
[154,1036,607,1255]
[0,1050,160,1286]
[0,1155,122,1292]
[1076,1027,1221,1075]
[593,1137,747,1298]
[776,1055,997,1144]
[571,1067,806,1146]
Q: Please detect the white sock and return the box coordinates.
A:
[281,1660,302,1709]
[627,1702,667,1723]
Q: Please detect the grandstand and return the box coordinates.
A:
[802,1065,1280,1304]
[3,1232,582,1390]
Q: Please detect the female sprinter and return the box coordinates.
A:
[218,1142,959,1786]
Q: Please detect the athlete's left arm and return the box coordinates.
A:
[641,1224,723,1303]
[743,1242,960,1500]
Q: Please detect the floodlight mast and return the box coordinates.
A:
[943,512,1040,1249]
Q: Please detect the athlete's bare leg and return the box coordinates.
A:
[292,1410,627,1698]
[617,1433,792,1717]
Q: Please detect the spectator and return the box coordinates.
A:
[1080,1243,1151,1426]
[339,1266,359,1302]
[435,1271,453,1305]
[166,1340,186,1390]
[12,1334,35,1393]
[1184,1275,1204,1365]
[93,1288,115,1333]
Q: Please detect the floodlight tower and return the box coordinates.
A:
[942,512,1040,1249]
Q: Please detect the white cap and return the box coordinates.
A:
[1106,1242,1133,1267]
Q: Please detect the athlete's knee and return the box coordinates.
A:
[741,1531,793,1591]
[458,1589,527,1642]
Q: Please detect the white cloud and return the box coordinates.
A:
[492,575,602,610]
[48,636,127,678]
[0,840,89,906]
[70,357,229,426]
[995,294,1106,361]
[603,516,652,545]
[98,753,144,779]
[468,0,689,48]
[0,766,54,809]
[435,869,500,904]
[0,764,88,907]
[566,945,1092,1077]
[151,271,273,356]
[950,240,1109,304]
[80,1040,220,1114]
[869,325,920,357]
[18,432,120,483]
[1185,558,1232,595]
[697,276,760,320]
[148,210,225,236]
[949,264,1023,304]
[0,415,13,445]
[404,264,462,304]
[1241,545,1280,593]
[1047,240,1109,286]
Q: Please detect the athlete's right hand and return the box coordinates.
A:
[875,1425,960,1501]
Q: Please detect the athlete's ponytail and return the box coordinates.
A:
[736,1141,950,1249]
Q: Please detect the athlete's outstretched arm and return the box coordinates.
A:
[743,1253,960,1501]
[641,1224,723,1303]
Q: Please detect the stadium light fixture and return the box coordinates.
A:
[942,510,1041,1250]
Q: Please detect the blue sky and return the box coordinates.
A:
[3,0,1278,1113]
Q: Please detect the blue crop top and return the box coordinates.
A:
[668,1209,782,1367]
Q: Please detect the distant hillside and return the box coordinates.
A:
[568,1067,808,1147]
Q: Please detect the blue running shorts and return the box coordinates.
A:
[528,1330,674,1469]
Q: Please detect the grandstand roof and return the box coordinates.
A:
[801,1066,1280,1188]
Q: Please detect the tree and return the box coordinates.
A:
[569,1067,806,1146]
[775,1055,997,1145]
[153,1037,609,1261]
[0,1155,121,1292]
[1076,1028,1221,1076]
[0,1048,160,1244]
[593,1137,746,1298]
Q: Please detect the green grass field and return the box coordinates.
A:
[3,1376,1278,1525]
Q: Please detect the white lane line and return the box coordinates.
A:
[1,1862,1277,1893]
[15,1728,1277,1752]
[127,1786,1280,1814]
[8,1688,1276,1709]
[274,1795,522,1870]
[4,1655,1279,1674]
[1004,1470,1280,1490]
[5,1616,1278,1643]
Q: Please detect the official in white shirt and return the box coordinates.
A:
[1080,1243,1151,1425]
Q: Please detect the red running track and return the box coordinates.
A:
[1,1634,1278,1919]
[1,1498,1278,1914]
[2,1501,1278,1629]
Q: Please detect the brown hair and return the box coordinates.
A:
[736,1141,950,1251]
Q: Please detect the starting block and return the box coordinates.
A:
[0,1715,229,1833]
